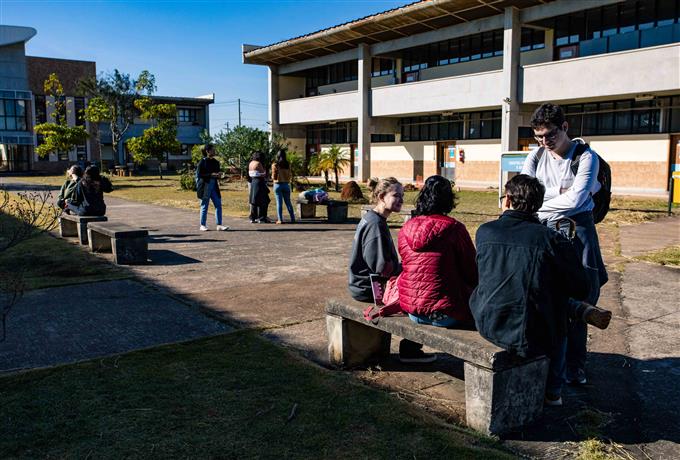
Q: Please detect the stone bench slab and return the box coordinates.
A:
[59,215,108,245]
[87,222,149,239]
[87,222,149,265]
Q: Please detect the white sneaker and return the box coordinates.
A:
[199,225,209,231]
[216,225,230,231]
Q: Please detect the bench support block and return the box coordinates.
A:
[464,357,549,434]
[326,315,391,367]
[298,202,316,219]
[112,237,148,265]
[59,218,77,238]
[88,228,113,253]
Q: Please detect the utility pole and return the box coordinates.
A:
[238,98,241,127]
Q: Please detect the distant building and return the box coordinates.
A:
[243,0,680,195]
[0,24,213,174]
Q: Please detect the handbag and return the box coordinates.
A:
[363,275,403,325]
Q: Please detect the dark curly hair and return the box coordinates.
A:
[504,174,545,214]
[251,151,265,163]
[414,175,457,216]
[530,103,565,130]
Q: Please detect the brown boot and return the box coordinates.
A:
[581,302,612,330]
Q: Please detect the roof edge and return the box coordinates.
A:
[0,25,37,47]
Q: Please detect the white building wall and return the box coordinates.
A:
[522,43,680,103]
[279,91,358,124]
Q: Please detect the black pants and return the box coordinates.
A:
[250,204,268,221]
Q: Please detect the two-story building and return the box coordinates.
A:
[243,0,680,195]
[1,24,214,174]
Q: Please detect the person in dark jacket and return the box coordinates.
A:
[470,174,611,405]
[248,151,271,223]
[57,165,83,212]
[196,144,229,231]
[66,166,112,216]
[398,175,477,328]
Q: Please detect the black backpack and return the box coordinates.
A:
[536,139,611,224]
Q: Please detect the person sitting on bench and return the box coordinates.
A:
[348,177,433,364]
[66,166,113,216]
[470,175,611,406]
[57,165,83,212]
[398,175,477,329]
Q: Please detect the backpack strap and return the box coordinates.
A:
[535,146,544,163]
[569,141,590,176]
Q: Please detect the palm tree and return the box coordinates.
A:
[308,152,331,187]
[325,145,351,192]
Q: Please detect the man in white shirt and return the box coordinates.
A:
[521,103,608,386]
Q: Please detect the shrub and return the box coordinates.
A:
[179,167,196,191]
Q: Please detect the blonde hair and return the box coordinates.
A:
[367,177,401,204]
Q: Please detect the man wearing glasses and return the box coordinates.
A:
[521,103,609,388]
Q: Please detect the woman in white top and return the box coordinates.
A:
[248,151,271,223]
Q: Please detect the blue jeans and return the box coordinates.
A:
[408,312,472,329]
[546,211,607,377]
[274,182,295,222]
[200,180,222,227]
[546,336,568,397]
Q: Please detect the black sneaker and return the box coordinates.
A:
[399,349,437,364]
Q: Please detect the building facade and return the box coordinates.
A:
[0,24,213,174]
[243,0,680,195]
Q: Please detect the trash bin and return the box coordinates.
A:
[326,200,348,223]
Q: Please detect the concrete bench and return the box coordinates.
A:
[59,214,108,245]
[361,205,415,223]
[325,297,548,435]
[297,199,348,223]
[87,222,149,265]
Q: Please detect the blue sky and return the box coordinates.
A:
[0,0,407,133]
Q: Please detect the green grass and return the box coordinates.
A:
[0,332,512,459]
[635,245,680,267]
[0,213,129,290]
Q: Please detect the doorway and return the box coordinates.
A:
[436,141,456,181]
[0,144,31,172]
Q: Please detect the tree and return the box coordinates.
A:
[33,73,89,158]
[214,126,269,179]
[307,153,330,187]
[79,70,156,166]
[325,144,351,192]
[126,97,180,179]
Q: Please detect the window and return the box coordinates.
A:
[178,108,198,123]
[371,58,394,77]
[521,28,546,51]
[76,145,87,161]
[0,99,29,132]
[74,97,86,127]
[400,111,500,141]
[371,134,395,143]
[34,95,47,124]
[306,121,357,145]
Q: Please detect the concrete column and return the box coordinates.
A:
[268,65,280,139]
[394,58,403,84]
[501,7,521,152]
[358,44,372,181]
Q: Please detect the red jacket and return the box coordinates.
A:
[397,214,478,322]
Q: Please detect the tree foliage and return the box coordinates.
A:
[213,126,290,178]
[126,97,180,178]
[33,73,89,158]
[79,69,156,165]
[325,145,351,192]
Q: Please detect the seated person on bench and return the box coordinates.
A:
[57,165,83,213]
[66,166,113,217]
[470,175,611,406]
[348,177,433,364]
[398,175,477,329]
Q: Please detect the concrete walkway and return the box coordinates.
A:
[1,178,679,458]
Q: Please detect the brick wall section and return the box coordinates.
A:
[26,56,96,94]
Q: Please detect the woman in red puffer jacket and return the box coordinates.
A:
[398,175,478,328]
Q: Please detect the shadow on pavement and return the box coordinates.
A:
[147,249,202,265]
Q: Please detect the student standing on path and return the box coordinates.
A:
[348,177,433,363]
[521,103,608,385]
[57,165,83,212]
[196,144,229,232]
[271,150,296,224]
[248,151,271,223]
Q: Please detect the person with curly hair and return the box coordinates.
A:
[398,175,478,329]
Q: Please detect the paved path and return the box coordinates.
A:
[1,178,679,458]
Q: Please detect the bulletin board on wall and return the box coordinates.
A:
[499,152,529,207]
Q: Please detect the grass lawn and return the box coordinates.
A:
[0,210,129,290]
[0,332,512,459]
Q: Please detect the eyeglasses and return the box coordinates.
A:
[533,127,561,143]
